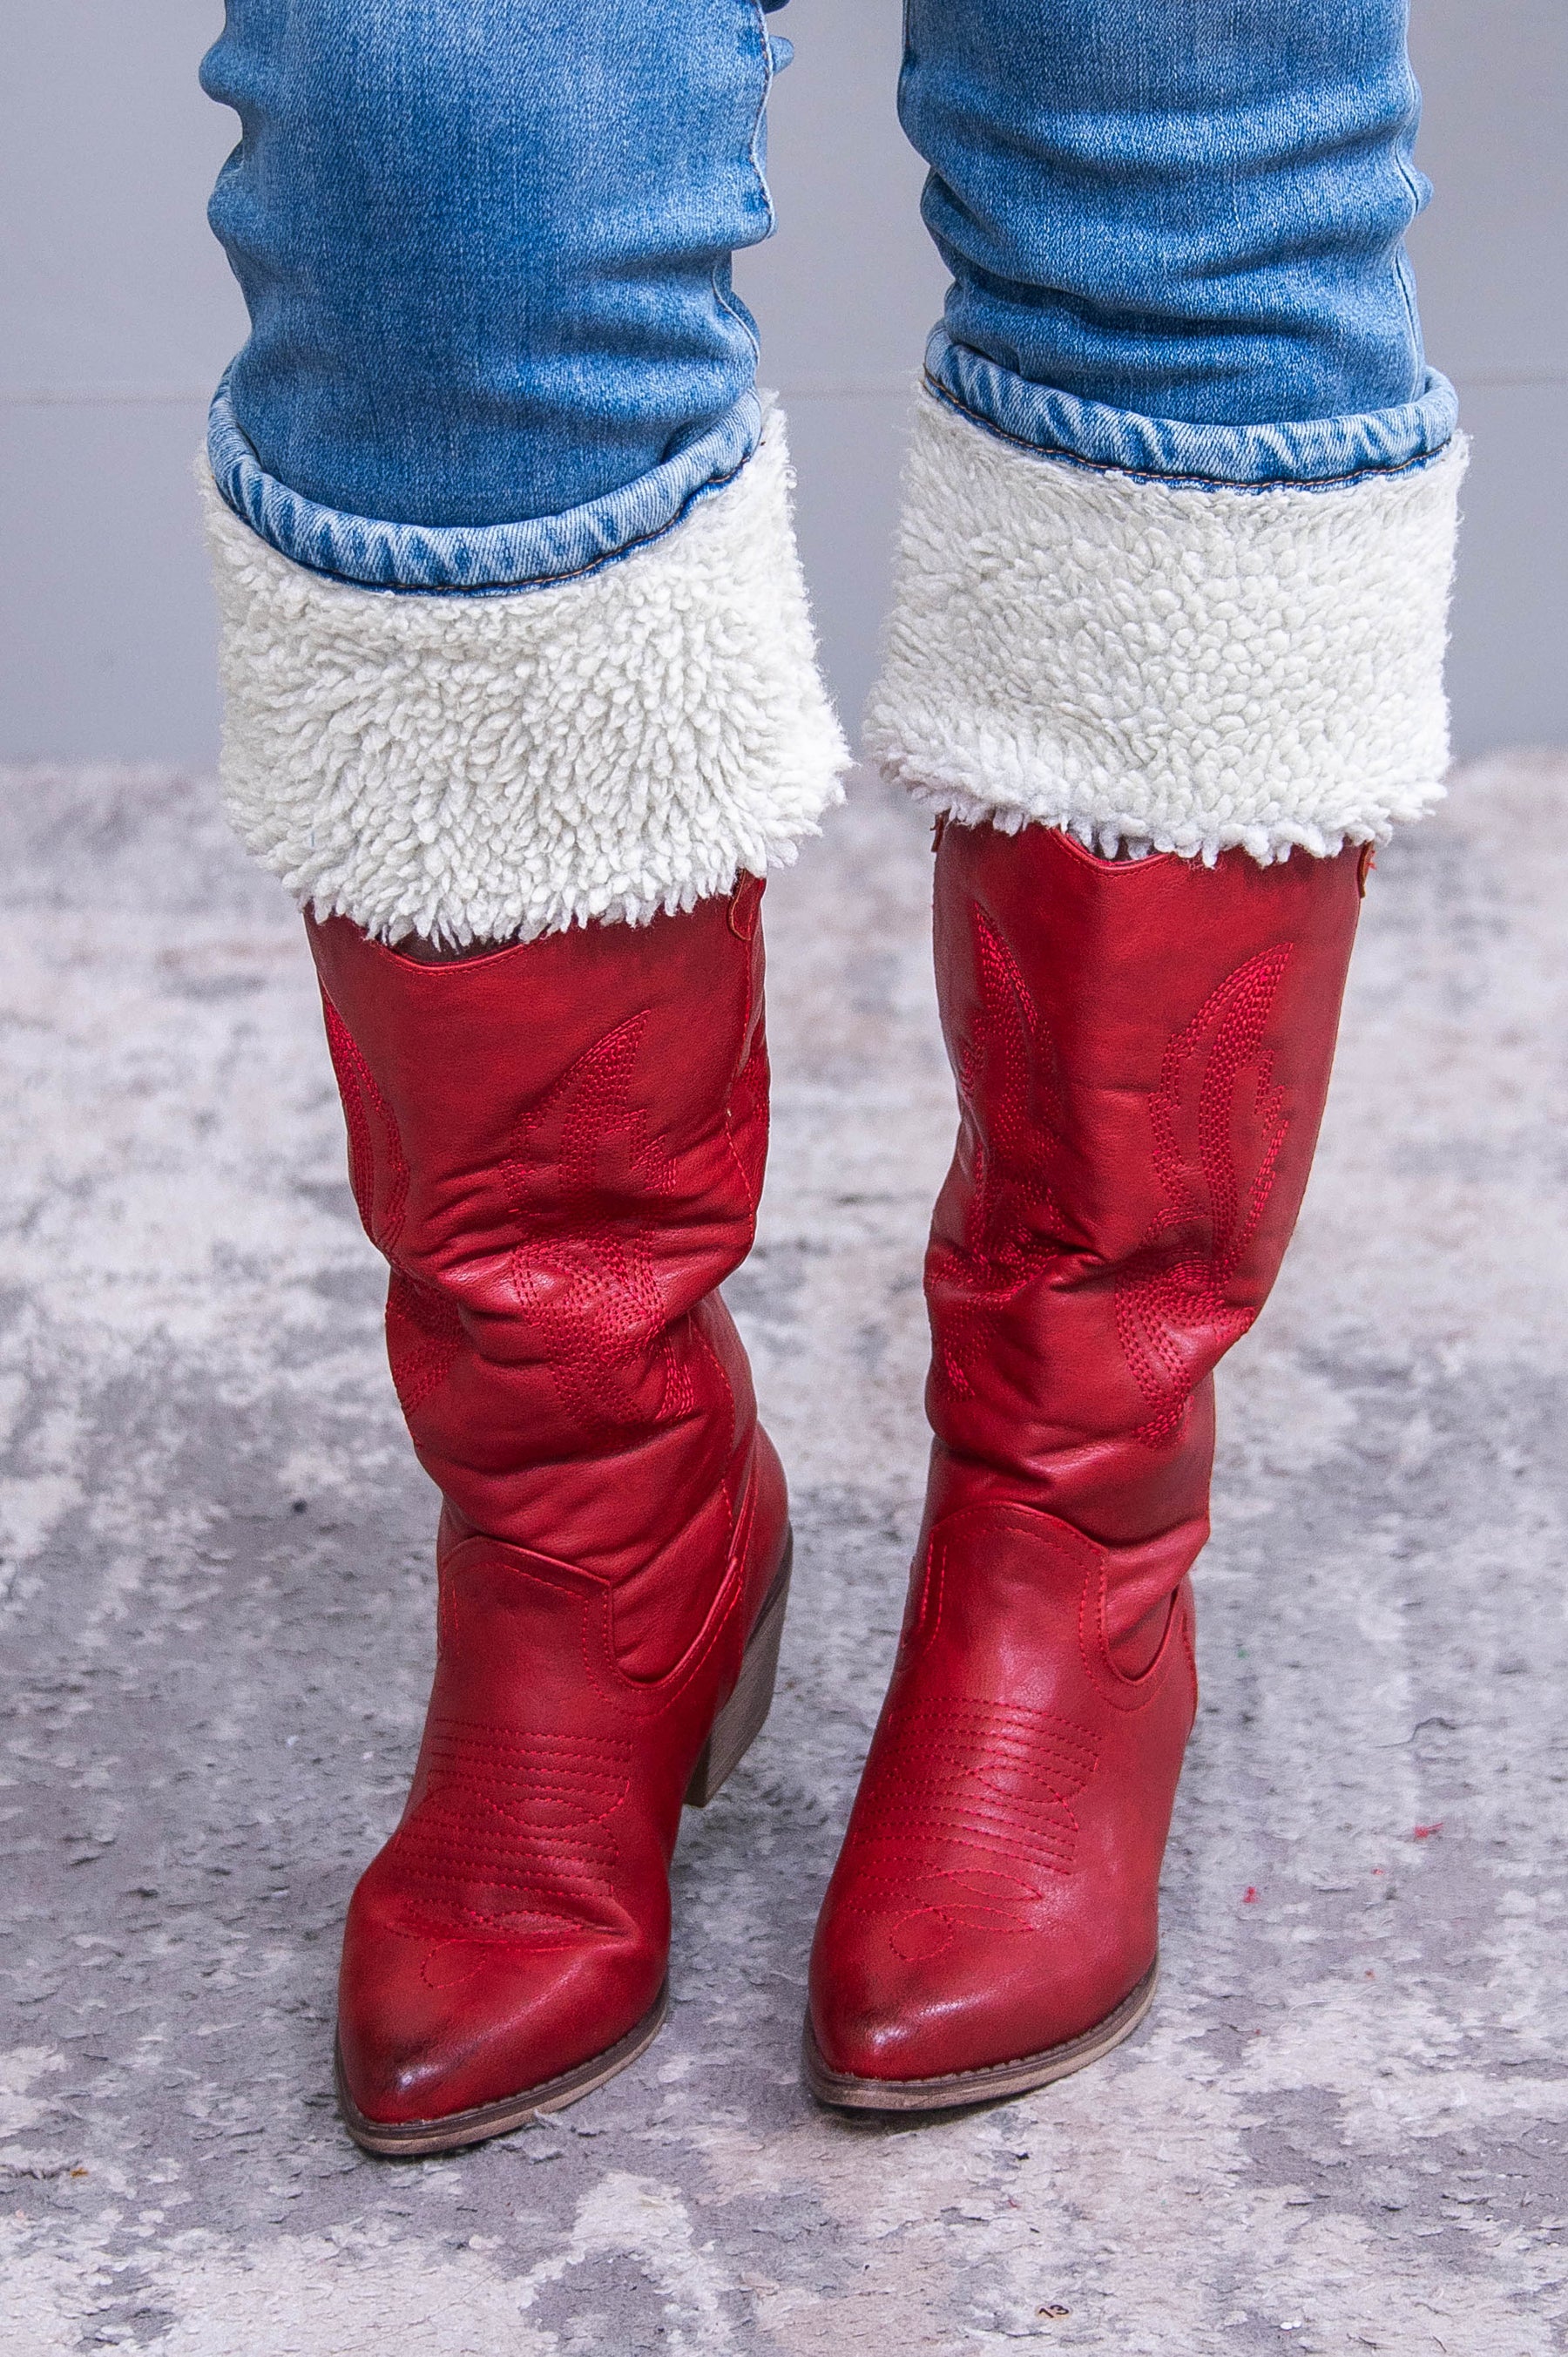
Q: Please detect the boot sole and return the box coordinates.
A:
[337,1532,792,2157]
[801,1955,1159,2115]
[335,1980,671,2157]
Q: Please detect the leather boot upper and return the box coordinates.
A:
[810,821,1363,2086]
[310,883,788,2125]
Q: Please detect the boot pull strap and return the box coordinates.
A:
[728,872,764,940]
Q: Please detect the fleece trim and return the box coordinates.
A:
[200,410,849,946]
[864,388,1467,864]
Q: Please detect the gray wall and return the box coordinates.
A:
[2,0,1563,766]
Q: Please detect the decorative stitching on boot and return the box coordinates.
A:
[385,1270,464,1419]
[503,1011,711,1439]
[1115,945,1292,1445]
[391,1722,633,1942]
[844,1698,1100,1895]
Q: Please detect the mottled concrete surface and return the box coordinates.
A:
[1,755,1565,2355]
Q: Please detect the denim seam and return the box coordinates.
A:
[712,265,761,366]
[745,0,776,239]
[1390,64,1429,371]
[711,3,770,365]
[921,370,1455,497]
[1392,247,1424,378]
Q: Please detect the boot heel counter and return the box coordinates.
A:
[685,1533,792,1809]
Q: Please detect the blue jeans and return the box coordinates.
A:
[203,0,1456,594]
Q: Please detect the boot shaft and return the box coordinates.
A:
[924,820,1364,1561]
[307,880,770,1594]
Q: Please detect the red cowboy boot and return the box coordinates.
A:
[806,820,1364,2109]
[308,879,791,2155]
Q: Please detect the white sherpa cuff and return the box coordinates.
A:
[864,388,1467,864]
[200,410,849,945]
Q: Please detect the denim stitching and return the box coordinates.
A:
[213,437,759,599]
[923,371,1456,497]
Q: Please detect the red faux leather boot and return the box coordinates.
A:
[806,819,1364,2110]
[308,879,791,2155]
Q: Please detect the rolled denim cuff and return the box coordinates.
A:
[925,327,1459,490]
[206,367,764,593]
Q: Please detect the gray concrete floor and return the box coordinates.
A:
[1,757,1565,2354]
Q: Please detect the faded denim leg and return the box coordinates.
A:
[203,0,789,586]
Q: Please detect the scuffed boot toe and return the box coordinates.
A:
[335,1867,666,2155]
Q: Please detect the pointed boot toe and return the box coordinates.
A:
[807,1853,1161,2109]
[335,1885,667,2152]
[805,1502,1193,2113]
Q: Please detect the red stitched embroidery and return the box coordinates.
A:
[392,1721,633,1938]
[843,1697,1100,1898]
[1114,945,1292,1445]
[503,1011,712,1437]
[324,984,751,1453]
[386,1270,463,1419]
[929,908,1295,1454]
